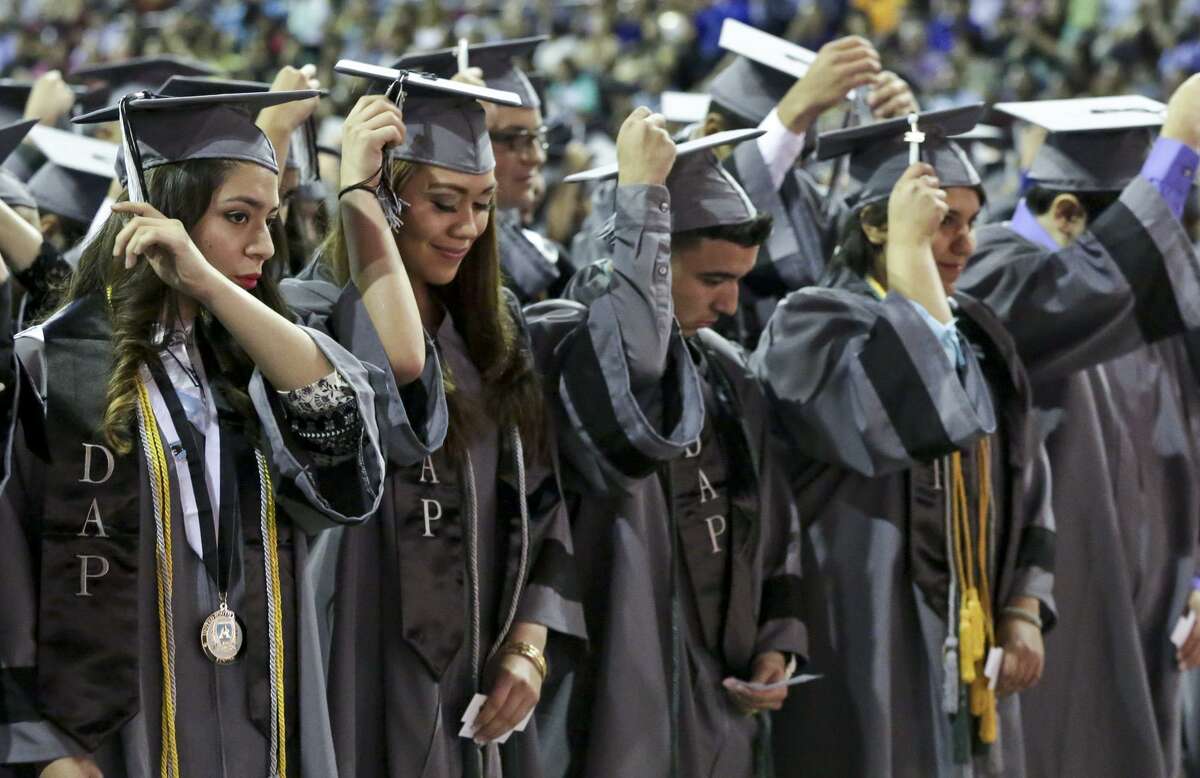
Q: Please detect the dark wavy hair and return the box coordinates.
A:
[66,159,291,454]
[319,159,545,460]
[830,202,889,280]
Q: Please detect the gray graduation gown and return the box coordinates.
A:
[958,178,1200,778]
[305,189,688,778]
[0,304,388,778]
[538,245,806,778]
[753,265,1056,778]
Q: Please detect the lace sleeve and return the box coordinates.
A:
[276,370,362,465]
[15,241,73,322]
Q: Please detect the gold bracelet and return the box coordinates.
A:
[501,641,548,681]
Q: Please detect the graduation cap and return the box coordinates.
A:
[335,59,521,175]
[993,95,1165,192]
[817,104,984,209]
[388,36,547,110]
[661,92,711,125]
[24,124,118,226]
[70,56,219,107]
[72,90,318,204]
[0,119,38,209]
[707,19,823,126]
[0,79,94,124]
[158,75,324,182]
[563,128,763,232]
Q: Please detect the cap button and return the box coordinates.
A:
[659,201,669,213]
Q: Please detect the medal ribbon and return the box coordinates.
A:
[135,365,287,777]
[144,355,236,608]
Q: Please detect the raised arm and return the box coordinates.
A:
[530,109,707,488]
[333,94,426,385]
[109,199,332,389]
[752,164,994,476]
[960,75,1200,382]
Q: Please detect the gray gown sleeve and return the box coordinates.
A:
[514,447,588,641]
[961,176,1200,383]
[249,325,387,534]
[1006,442,1057,629]
[750,288,997,477]
[527,184,705,491]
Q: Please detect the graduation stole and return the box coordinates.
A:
[34,293,293,775]
[392,427,558,681]
[670,340,761,675]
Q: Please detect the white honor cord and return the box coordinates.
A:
[488,427,531,660]
[941,454,960,715]
[118,99,144,204]
[457,37,470,73]
[905,112,924,166]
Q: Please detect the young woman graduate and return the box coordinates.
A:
[311,60,700,777]
[0,87,395,778]
[752,106,1056,778]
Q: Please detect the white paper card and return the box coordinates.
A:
[984,647,1004,691]
[457,693,535,743]
[729,673,823,692]
[1172,611,1197,649]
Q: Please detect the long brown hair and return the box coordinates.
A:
[320,159,545,459]
[67,159,292,454]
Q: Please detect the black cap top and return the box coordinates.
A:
[0,119,37,165]
[817,104,985,208]
[0,79,94,124]
[70,56,219,106]
[994,96,1166,192]
[73,90,318,202]
[23,124,117,225]
[157,75,327,176]
[0,119,38,208]
[389,36,547,110]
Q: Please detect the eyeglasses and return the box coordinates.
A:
[491,126,549,155]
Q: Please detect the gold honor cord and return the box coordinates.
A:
[866,274,888,300]
[136,379,182,777]
[135,377,288,777]
[950,440,998,744]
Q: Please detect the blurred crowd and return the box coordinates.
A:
[0,0,1196,244]
[3,0,1199,122]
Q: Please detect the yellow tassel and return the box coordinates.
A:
[959,605,976,683]
[979,693,998,744]
[968,592,986,662]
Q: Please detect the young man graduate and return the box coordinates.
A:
[753,106,1056,778]
[957,76,1200,778]
[552,128,807,778]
